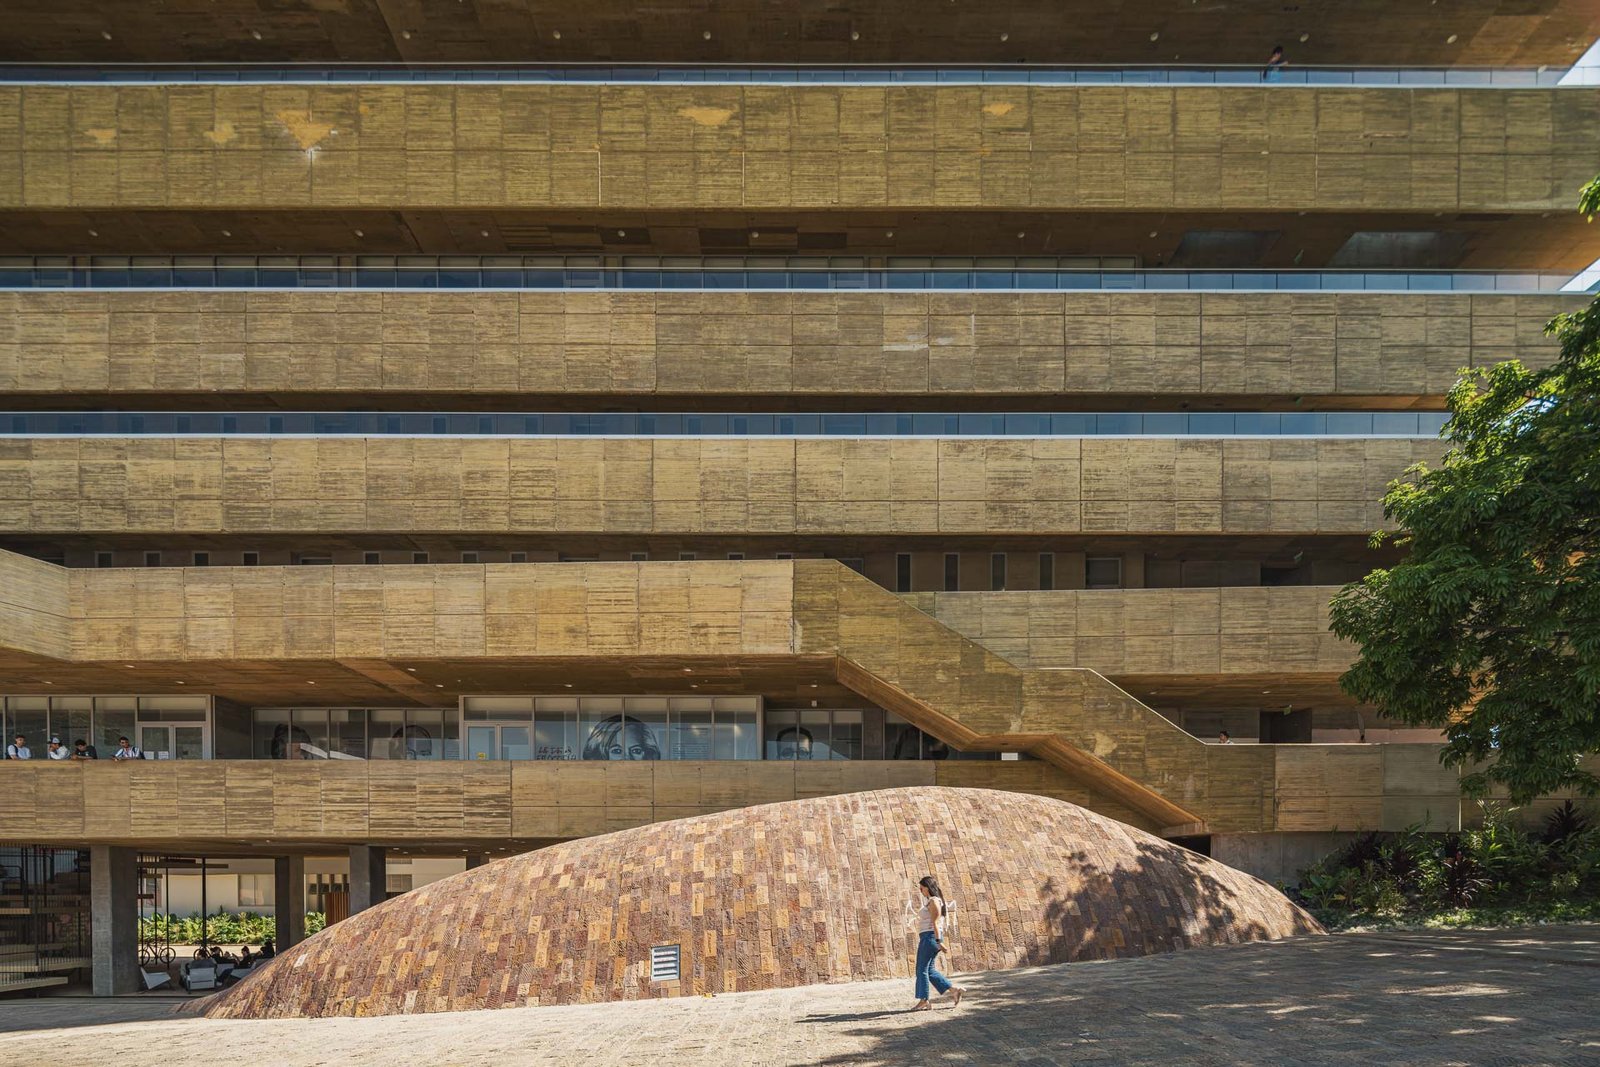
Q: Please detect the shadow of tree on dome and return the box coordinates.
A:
[1015,840,1322,969]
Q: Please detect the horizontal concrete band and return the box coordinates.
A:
[2,85,1596,210]
[1,550,1347,672]
[0,550,1467,834]
[0,290,1578,399]
[0,435,1441,536]
[0,755,1461,849]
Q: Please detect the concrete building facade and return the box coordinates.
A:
[1,0,1599,998]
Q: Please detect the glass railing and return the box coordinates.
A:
[0,261,1576,293]
[0,63,1585,87]
[0,411,1450,438]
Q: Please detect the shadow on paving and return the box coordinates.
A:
[801,926,1600,1067]
[0,996,187,1035]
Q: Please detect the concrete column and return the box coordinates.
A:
[89,846,139,996]
[348,845,387,915]
[273,855,305,949]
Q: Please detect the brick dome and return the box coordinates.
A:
[207,787,1321,1018]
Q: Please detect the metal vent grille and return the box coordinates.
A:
[650,944,681,982]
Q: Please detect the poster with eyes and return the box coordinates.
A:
[581,714,665,760]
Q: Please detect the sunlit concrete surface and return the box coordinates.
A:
[0,926,1595,1066]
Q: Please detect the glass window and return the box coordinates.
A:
[799,710,831,759]
[885,712,922,760]
[403,709,443,760]
[251,707,291,760]
[463,696,532,722]
[440,708,461,760]
[367,709,406,759]
[329,708,367,759]
[94,697,137,756]
[49,697,92,751]
[831,710,863,761]
[896,553,912,593]
[291,708,330,759]
[620,699,667,762]
[500,725,532,760]
[6,698,48,757]
[238,874,273,909]
[991,553,1007,591]
[765,710,798,760]
[671,709,714,760]
[1086,557,1123,589]
[533,702,577,760]
[1038,552,1055,591]
[580,697,661,760]
[711,697,760,761]
[944,553,960,591]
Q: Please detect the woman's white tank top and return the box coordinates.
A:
[918,898,938,933]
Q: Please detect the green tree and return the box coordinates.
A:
[1329,197,1600,803]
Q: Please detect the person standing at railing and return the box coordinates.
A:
[1264,45,1287,82]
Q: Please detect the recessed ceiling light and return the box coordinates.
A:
[751,230,760,238]
[175,681,185,685]
[1148,230,1158,238]
[250,29,262,40]
[354,229,365,238]
[402,30,412,39]
[850,30,860,40]
[810,684,818,688]
[1299,33,1310,42]
[101,30,112,40]
[307,680,316,685]
[88,229,99,237]
[125,664,135,669]
[683,668,693,673]
[563,683,573,688]
[221,229,232,237]
[480,230,489,237]
[406,667,416,673]
[617,230,626,237]
[42,680,53,685]
[689,684,698,689]
[1446,34,1458,43]
[999,32,1009,41]
[1149,31,1159,41]
[435,683,445,688]
[1016,231,1025,238]
[885,230,894,238]
[702,30,712,39]
[552,30,561,39]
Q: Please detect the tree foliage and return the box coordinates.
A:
[1328,273,1600,802]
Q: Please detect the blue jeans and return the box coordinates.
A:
[914,931,952,1000]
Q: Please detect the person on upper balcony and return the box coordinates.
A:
[1264,45,1287,82]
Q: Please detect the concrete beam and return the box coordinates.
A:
[89,845,138,995]
[274,855,305,950]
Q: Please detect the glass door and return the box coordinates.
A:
[137,723,208,760]
[466,725,531,761]
[466,726,497,761]
[138,725,171,760]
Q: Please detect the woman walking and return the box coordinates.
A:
[911,875,964,1010]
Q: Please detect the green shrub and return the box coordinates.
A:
[137,910,329,945]
[1293,803,1600,928]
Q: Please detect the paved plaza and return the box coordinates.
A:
[1,926,1596,1067]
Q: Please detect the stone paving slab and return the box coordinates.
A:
[1,926,1596,1067]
